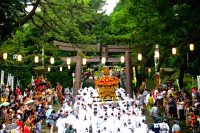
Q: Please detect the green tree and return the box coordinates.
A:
[0,0,41,43]
[0,0,107,88]
[110,0,200,89]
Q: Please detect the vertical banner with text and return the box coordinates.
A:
[197,75,200,91]
[7,74,11,86]
[11,76,14,91]
[1,70,4,85]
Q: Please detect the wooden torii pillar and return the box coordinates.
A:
[53,41,134,97]
[125,51,133,97]
[73,55,82,97]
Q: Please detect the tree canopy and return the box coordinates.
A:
[0,0,107,87]
[109,0,200,88]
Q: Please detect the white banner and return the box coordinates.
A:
[1,70,4,85]
[7,74,13,87]
[176,79,180,91]
[197,75,200,91]
[16,79,20,87]
[7,74,10,86]
[31,76,34,82]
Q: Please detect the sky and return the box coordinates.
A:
[102,0,119,15]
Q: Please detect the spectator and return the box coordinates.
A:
[151,120,160,133]
[47,110,57,133]
[168,96,176,118]
[15,86,21,97]
[36,119,43,133]
[147,93,154,111]
[150,104,159,120]
[171,120,181,133]
[160,119,170,133]
[24,123,31,133]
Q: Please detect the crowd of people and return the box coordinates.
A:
[52,83,200,133]
[144,85,200,133]
[0,77,61,133]
[0,75,200,133]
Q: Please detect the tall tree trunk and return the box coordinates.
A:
[179,65,185,89]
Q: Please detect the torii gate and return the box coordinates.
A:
[53,41,134,97]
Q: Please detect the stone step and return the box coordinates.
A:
[143,108,191,133]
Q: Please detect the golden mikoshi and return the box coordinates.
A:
[94,67,119,102]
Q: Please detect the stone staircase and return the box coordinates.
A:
[144,108,191,133]
[143,109,154,128]
[179,120,192,133]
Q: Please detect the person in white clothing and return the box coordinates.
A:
[134,123,147,133]
[159,119,170,133]
[91,111,99,133]
[114,116,122,133]
[63,101,72,112]
[107,113,116,133]
[134,121,148,133]
[100,117,109,133]
[140,119,149,133]
[64,87,71,100]
[121,110,129,123]
[120,122,131,133]
[56,115,66,133]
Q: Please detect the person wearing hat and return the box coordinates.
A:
[171,120,181,133]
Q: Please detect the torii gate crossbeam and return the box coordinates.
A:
[53,41,134,97]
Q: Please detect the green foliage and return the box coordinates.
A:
[31,0,107,44]
[184,74,197,93]
[0,0,107,89]
[0,0,22,42]
[109,0,200,88]
[46,68,74,88]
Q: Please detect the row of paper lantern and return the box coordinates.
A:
[2,43,195,66]
[137,43,195,61]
